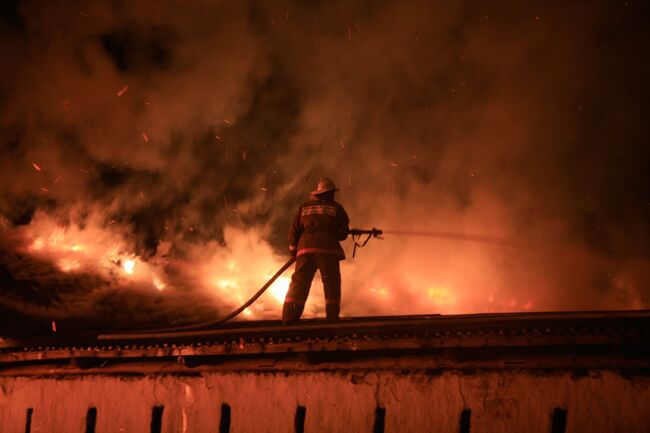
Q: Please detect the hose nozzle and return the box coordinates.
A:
[349,228,383,238]
[348,228,383,258]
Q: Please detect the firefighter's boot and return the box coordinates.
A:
[282,302,305,325]
[326,303,340,322]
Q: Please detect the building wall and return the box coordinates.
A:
[0,369,648,433]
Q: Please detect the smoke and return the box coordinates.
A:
[0,0,648,332]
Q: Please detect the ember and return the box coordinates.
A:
[122,259,136,274]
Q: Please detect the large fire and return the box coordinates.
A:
[6,207,542,324]
[23,213,166,292]
[10,211,304,322]
[2,201,581,327]
[3,204,642,325]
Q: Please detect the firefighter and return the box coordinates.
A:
[283,178,350,324]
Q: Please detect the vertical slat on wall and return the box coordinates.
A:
[151,406,164,433]
[459,409,471,433]
[294,406,307,433]
[219,403,231,433]
[85,407,97,433]
[24,408,33,433]
[551,408,568,433]
[373,407,386,433]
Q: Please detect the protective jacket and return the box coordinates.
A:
[289,198,350,260]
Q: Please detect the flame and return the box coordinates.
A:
[268,276,291,303]
[153,277,166,291]
[427,286,456,306]
[122,259,136,274]
[196,226,322,319]
[58,258,81,272]
[30,238,44,250]
[11,210,549,321]
[16,213,306,320]
[19,211,167,293]
[215,279,238,289]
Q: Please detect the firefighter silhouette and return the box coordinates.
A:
[283,178,350,324]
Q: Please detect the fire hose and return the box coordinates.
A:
[99,257,297,338]
[99,227,507,338]
[99,229,381,338]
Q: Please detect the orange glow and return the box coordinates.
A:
[58,258,81,272]
[122,259,136,274]
[427,286,456,306]
[14,212,543,320]
[268,276,291,303]
[153,277,166,291]
[20,211,168,293]
[197,227,311,319]
[371,287,389,297]
[30,238,44,250]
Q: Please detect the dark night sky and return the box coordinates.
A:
[0,0,648,335]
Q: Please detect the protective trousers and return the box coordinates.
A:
[282,254,341,324]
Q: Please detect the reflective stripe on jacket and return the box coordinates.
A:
[289,199,350,260]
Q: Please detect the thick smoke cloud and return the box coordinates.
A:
[0,0,648,333]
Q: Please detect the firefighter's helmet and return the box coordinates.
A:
[311,178,339,195]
